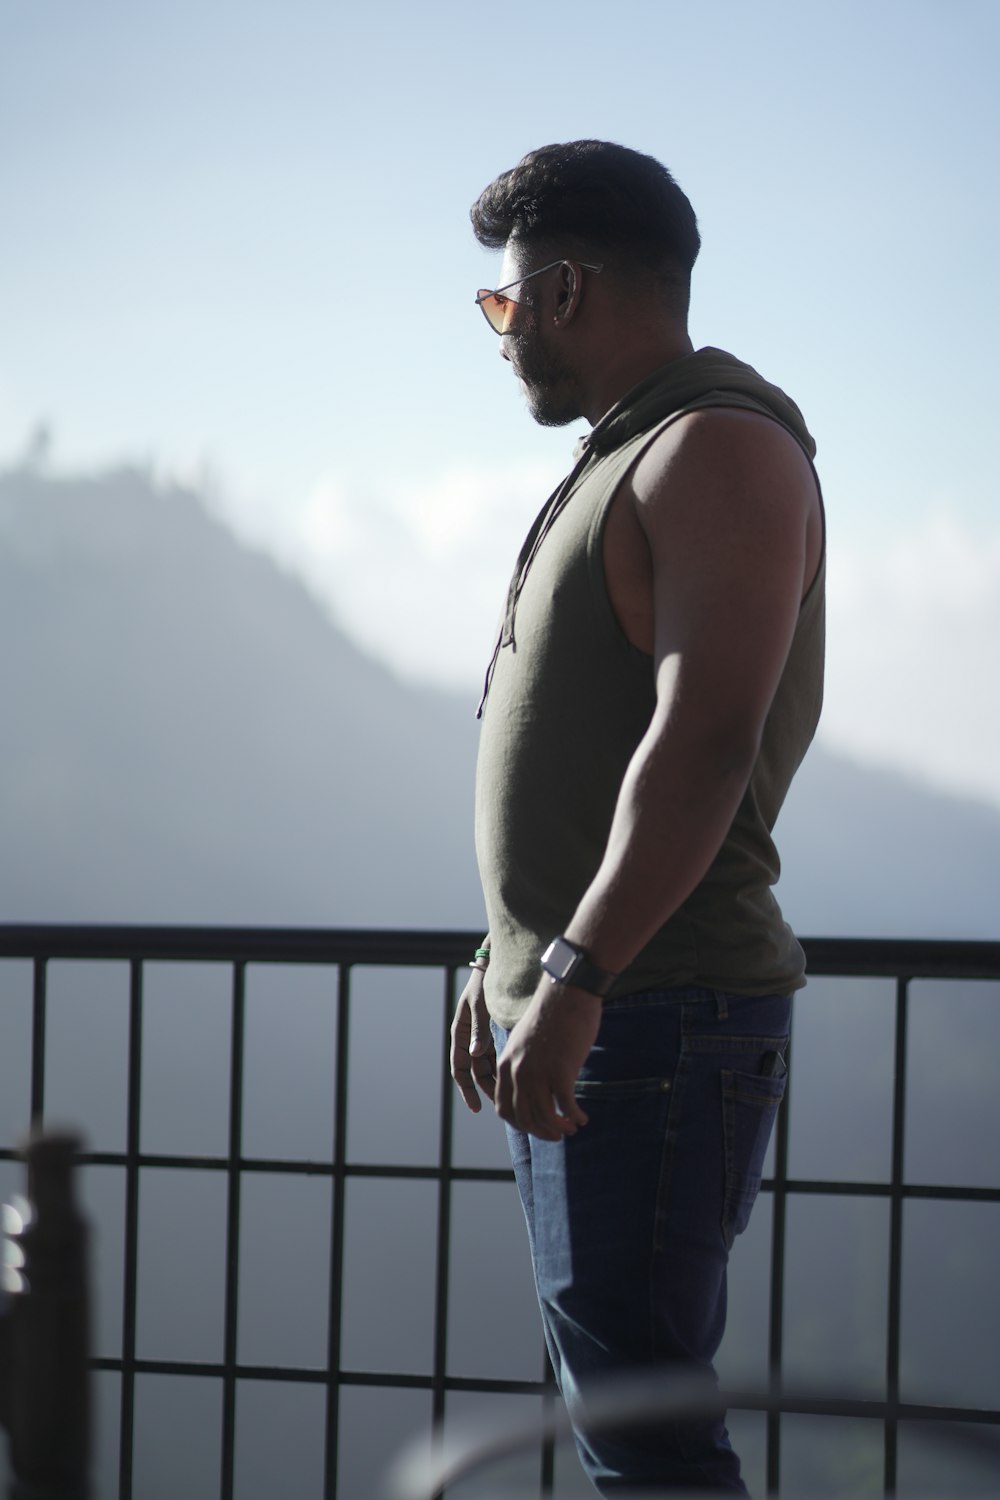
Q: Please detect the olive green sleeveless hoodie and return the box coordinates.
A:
[474,347,825,1029]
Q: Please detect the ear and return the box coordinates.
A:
[552,260,582,328]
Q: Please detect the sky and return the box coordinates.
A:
[2,0,999,809]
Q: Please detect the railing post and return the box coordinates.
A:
[429,967,458,1500]
[324,962,352,1500]
[539,1346,558,1494]
[29,961,47,1126]
[220,960,247,1500]
[766,1015,792,1495]
[118,959,144,1500]
[884,976,910,1494]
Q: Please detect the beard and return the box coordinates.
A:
[504,316,582,428]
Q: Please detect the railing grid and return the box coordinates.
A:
[0,928,998,1499]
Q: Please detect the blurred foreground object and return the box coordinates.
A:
[0,1132,90,1499]
[386,1371,1000,1500]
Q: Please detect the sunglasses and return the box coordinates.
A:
[475,258,604,334]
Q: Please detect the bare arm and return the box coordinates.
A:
[495,410,820,1138]
[565,409,819,967]
[450,934,496,1112]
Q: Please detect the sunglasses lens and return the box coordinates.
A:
[477,290,511,333]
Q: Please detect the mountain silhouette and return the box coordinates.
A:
[0,461,482,926]
[0,459,996,939]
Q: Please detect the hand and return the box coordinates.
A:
[494,980,603,1141]
[450,967,497,1113]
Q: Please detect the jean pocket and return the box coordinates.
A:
[721,1066,787,1249]
[574,1076,673,1100]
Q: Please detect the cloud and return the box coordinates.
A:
[282,458,565,690]
[273,468,1000,812]
[823,514,1000,808]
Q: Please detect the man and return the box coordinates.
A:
[450,140,824,1495]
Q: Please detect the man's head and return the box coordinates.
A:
[471,141,700,425]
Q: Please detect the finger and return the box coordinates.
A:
[450,997,471,1047]
[520,1077,590,1141]
[469,991,493,1057]
[448,1022,470,1084]
[554,1090,589,1130]
[450,1003,483,1115]
[523,1107,566,1143]
[471,1055,496,1102]
[494,1058,513,1122]
[451,1063,483,1114]
[528,1097,575,1141]
[472,1035,497,1075]
[508,1077,568,1143]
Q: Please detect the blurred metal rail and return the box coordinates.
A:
[387,1373,1000,1500]
[0,927,997,1499]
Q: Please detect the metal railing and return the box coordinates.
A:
[0,926,998,1499]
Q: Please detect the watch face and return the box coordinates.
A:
[541,937,617,997]
[542,937,579,983]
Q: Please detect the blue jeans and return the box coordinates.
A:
[493,987,791,1496]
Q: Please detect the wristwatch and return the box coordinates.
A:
[540,936,618,998]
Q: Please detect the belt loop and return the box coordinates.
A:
[714,989,729,1021]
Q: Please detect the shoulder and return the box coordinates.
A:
[624,406,823,599]
[630,405,817,513]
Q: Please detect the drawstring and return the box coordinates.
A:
[476,441,593,718]
[473,367,819,715]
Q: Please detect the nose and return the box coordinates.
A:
[499,339,511,362]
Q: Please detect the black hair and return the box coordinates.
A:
[470,140,701,284]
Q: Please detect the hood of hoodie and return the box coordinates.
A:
[583,346,817,461]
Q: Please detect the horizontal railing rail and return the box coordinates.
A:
[0,927,997,1499]
[1,925,999,974]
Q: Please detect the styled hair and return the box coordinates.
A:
[470,140,701,283]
